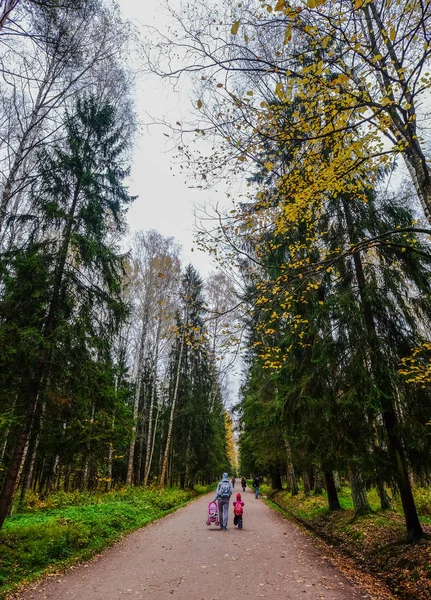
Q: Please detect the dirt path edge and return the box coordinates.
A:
[265,494,395,600]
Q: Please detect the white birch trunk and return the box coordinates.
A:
[106,414,115,492]
[159,328,185,488]
[126,318,147,486]
[143,320,161,486]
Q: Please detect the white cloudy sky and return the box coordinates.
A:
[118,0,231,276]
[116,0,245,400]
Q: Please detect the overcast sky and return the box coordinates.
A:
[116,0,244,400]
[117,0,231,277]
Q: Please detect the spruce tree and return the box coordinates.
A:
[0,95,134,528]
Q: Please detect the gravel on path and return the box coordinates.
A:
[12,487,373,600]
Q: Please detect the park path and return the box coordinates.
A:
[13,486,372,600]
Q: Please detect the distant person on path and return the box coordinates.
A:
[241,477,246,491]
[233,492,244,529]
[214,473,233,530]
[231,476,236,488]
[253,475,260,499]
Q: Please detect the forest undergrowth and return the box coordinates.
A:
[269,486,431,600]
[0,484,215,599]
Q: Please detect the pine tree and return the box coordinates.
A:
[160,265,230,487]
[0,94,134,528]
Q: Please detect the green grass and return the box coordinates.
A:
[266,484,431,523]
[0,484,215,598]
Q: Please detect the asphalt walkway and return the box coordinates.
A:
[13,486,370,600]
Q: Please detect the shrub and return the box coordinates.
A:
[414,488,431,516]
[149,488,190,510]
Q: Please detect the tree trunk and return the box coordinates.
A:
[383,406,422,540]
[0,396,17,469]
[362,2,431,224]
[18,399,47,508]
[0,354,45,528]
[145,402,160,487]
[126,315,148,486]
[324,472,342,511]
[0,1,20,32]
[0,55,57,238]
[302,470,311,496]
[106,442,113,492]
[45,454,60,496]
[342,198,423,541]
[376,479,393,511]
[143,321,161,486]
[314,467,323,495]
[106,412,115,492]
[64,467,71,493]
[284,439,298,496]
[159,329,185,487]
[184,426,193,491]
[271,468,282,490]
[136,404,145,485]
[402,144,431,223]
[349,464,372,516]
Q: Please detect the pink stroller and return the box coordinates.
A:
[206,500,220,526]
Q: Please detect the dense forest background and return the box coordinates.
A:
[1,0,431,550]
[0,0,236,532]
[143,0,431,543]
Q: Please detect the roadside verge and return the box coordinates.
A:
[267,489,431,600]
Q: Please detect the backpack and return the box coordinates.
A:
[234,502,243,516]
[220,481,231,498]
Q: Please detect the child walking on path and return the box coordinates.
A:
[233,492,245,529]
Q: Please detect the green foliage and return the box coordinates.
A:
[412,488,431,517]
[237,163,431,537]
[193,483,217,495]
[0,94,135,521]
[165,264,231,485]
[143,488,190,510]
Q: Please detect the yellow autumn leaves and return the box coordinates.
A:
[399,344,431,387]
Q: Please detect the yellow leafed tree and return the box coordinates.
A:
[224,410,237,472]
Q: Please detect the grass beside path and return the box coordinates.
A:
[267,486,431,600]
[0,484,215,599]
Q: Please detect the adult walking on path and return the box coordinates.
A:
[13,487,377,600]
[214,472,233,530]
[253,475,260,498]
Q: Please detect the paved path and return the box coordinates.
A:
[13,487,371,600]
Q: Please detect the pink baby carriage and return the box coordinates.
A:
[206,500,220,526]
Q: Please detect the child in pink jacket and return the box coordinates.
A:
[233,492,244,529]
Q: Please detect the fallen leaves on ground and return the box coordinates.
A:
[272,491,431,599]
